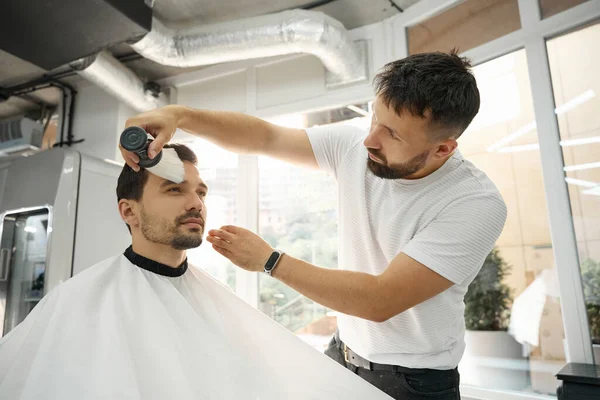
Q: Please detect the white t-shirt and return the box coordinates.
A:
[306,124,507,370]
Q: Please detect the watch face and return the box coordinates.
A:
[265,251,280,271]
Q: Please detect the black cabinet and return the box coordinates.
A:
[556,363,600,400]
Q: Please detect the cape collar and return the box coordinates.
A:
[124,246,188,277]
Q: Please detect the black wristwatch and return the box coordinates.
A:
[264,250,284,276]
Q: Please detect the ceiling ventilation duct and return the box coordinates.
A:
[70,51,168,112]
[131,9,368,87]
[68,9,366,112]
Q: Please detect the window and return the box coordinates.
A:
[547,22,600,363]
[458,50,566,395]
[257,110,369,351]
[258,155,338,351]
[185,140,238,290]
[407,0,521,55]
[539,0,591,19]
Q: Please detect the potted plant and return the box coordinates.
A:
[580,258,600,361]
[464,248,512,331]
[460,248,528,390]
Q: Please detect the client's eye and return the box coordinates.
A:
[168,187,182,193]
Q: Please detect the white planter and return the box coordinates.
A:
[594,344,600,365]
[460,330,529,390]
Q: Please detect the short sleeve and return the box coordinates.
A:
[305,124,365,178]
[402,193,508,284]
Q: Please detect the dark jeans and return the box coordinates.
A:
[324,335,460,399]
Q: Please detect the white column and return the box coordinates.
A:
[519,0,594,364]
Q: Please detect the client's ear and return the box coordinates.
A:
[118,199,140,229]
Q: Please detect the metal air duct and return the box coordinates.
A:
[71,51,168,112]
[132,9,367,87]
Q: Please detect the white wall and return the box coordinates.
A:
[116,101,137,161]
[73,155,130,274]
[71,83,135,163]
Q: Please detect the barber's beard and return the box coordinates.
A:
[367,149,430,180]
[140,207,204,250]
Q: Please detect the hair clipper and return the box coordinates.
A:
[120,126,161,168]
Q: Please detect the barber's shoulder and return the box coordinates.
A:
[445,187,508,227]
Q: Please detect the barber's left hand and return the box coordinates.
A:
[207,225,274,272]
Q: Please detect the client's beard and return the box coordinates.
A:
[170,235,203,250]
[140,208,204,250]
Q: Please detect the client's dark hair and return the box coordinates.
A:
[116,143,197,232]
[373,49,480,141]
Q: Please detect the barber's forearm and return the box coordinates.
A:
[173,105,273,155]
[272,255,388,322]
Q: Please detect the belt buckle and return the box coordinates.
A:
[343,343,350,363]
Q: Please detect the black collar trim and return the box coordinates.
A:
[124,246,188,277]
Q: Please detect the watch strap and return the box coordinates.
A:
[264,250,284,276]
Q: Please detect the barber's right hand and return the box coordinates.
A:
[121,105,181,171]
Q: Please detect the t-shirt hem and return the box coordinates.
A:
[402,248,467,285]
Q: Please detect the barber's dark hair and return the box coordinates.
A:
[373,49,480,140]
[116,143,198,232]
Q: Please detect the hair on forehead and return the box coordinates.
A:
[116,143,198,203]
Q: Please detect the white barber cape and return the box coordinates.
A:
[0,247,391,400]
